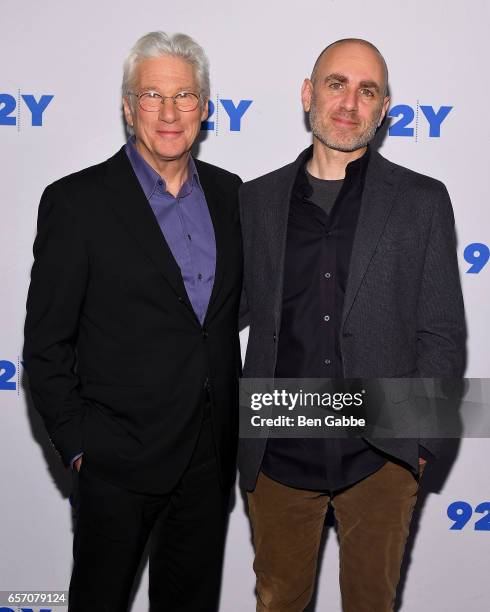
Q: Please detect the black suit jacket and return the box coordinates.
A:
[24,147,243,493]
[238,147,466,491]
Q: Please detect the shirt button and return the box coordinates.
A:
[324,359,331,365]
[323,315,330,322]
[325,272,331,279]
[198,273,203,280]
[157,180,163,186]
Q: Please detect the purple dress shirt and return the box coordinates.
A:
[125,138,216,325]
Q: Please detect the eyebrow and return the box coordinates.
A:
[324,73,380,92]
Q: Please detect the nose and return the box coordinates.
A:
[340,87,358,112]
[158,98,178,122]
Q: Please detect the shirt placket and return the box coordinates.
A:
[321,213,336,376]
[176,192,204,320]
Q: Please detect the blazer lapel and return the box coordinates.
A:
[267,148,313,328]
[341,151,398,328]
[101,147,197,320]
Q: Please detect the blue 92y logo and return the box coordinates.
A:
[0,360,17,391]
[447,501,490,530]
[0,92,54,128]
[388,102,452,139]
[201,97,253,133]
[0,609,52,612]
[464,243,489,273]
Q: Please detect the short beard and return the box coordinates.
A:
[309,99,383,153]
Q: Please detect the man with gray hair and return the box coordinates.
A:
[239,38,465,610]
[24,31,242,611]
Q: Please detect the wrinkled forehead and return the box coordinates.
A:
[314,41,387,89]
[134,55,198,88]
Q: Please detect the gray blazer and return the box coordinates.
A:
[238,147,466,491]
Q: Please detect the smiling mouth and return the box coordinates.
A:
[156,130,183,137]
[332,117,358,127]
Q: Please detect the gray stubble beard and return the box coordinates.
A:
[309,97,384,153]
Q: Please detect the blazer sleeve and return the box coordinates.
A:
[23,181,89,466]
[415,183,466,458]
[416,182,466,377]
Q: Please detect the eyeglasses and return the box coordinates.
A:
[129,90,200,112]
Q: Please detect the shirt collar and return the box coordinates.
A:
[296,145,371,198]
[293,145,371,200]
[344,145,371,180]
[125,137,202,200]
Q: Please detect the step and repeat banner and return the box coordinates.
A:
[1,1,489,610]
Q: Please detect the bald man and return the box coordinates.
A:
[239,39,465,611]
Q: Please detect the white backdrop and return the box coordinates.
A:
[1,1,489,610]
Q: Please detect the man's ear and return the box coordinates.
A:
[123,97,134,129]
[301,79,313,113]
[378,95,391,127]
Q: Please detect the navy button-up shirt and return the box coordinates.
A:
[262,149,386,492]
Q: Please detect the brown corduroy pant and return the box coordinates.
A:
[247,461,424,612]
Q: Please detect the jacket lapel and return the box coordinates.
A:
[341,151,398,328]
[101,147,198,321]
[268,148,313,328]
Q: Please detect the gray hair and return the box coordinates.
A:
[122,31,210,103]
[311,38,389,96]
